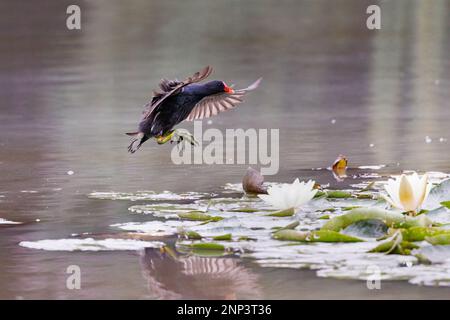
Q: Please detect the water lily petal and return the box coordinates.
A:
[258,179,317,210]
[399,174,417,211]
[384,178,402,209]
[415,173,429,209]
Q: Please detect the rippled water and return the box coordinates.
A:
[0,0,449,299]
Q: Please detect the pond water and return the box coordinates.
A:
[0,0,449,299]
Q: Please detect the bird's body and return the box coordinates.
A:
[139,82,225,137]
[127,66,261,153]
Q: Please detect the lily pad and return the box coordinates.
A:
[187,242,226,251]
[414,245,450,263]
[441,201,450,209]
[401,227,450,242]
[325,191,352,199]
[423,179,450,210]
[426,234,450,246]
[212,234,232,241]
[321,208,432,232]
[267,208,295,217]
[273,229,363,243]
[342,219,388,238]
[369,240,419,255]
[180,231,203,240]
[178,211,223,222]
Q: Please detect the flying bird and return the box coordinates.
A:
[126,66,262,153]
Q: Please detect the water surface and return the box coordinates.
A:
[0,0,449,299]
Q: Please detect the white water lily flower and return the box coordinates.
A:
[383,172,432,213]
[258,179,318,210]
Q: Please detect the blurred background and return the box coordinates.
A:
[0,0,449,299]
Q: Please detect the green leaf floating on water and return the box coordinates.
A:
[273,229,363,242]
[188,242,226,250]
[360,181,376,192]
[342,206,361,211]
[401,227,450,242]
[325,191,353,199]
[212,234,232,241]
[314,190,353,199]
[369,231,418,255]
[267,208,295,217]
[441,201,450,209]
[178,211,223,222]
[278,221,300,231]
[425,234,450,245]
[238,236,257,241]
[342,219,388,238]
[369,240,419,255]
[180,230,203,240]
[321,208,432,232]
[423,179,450,210]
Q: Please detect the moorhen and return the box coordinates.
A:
[126,66,261,153]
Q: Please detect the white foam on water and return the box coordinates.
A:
[112,220,200,236]
[358,165,386,170]
[88,190,209,201]
[0,218,21,225]
[19,238,164,251]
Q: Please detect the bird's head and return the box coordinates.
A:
[203,80,234,94]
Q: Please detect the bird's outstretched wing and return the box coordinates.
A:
[185,77,262,121]
[141,66,213,121]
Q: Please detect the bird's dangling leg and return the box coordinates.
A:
[155,130,175,145]
[170,129,199,147]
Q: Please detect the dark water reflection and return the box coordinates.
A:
[0,0,449,298]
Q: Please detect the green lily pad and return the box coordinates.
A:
[273,229,363,243]
[278,221,300,231]
[326,191,353,199]
[212,234,232,241]
[415,245,450,263]
[401,227,450,242]
[188,242,226,250]
[180,231,203,240]
[178,211,223,222]
[237,236,257,241]
[342,206,361,211]
[360,181,376,192]
[314,191,326,198]
[441,201,450,209]
[321,208,432,232]
[267,208,295,217]
[342,219,388,238]
[424,179,450,210]
[425,234,450,245]
[369,240,419,255]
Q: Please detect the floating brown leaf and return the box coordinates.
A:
[331,154,348,181]
[242,167,268,194]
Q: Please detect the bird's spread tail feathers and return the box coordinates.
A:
[127,132,146,153]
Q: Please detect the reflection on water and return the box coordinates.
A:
[140,246,261,299]
[0,0,449,299]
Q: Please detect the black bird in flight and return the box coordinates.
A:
[126,66,262,153]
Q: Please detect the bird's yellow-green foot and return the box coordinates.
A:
[156,130,175,144]
[156,129,198,146]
